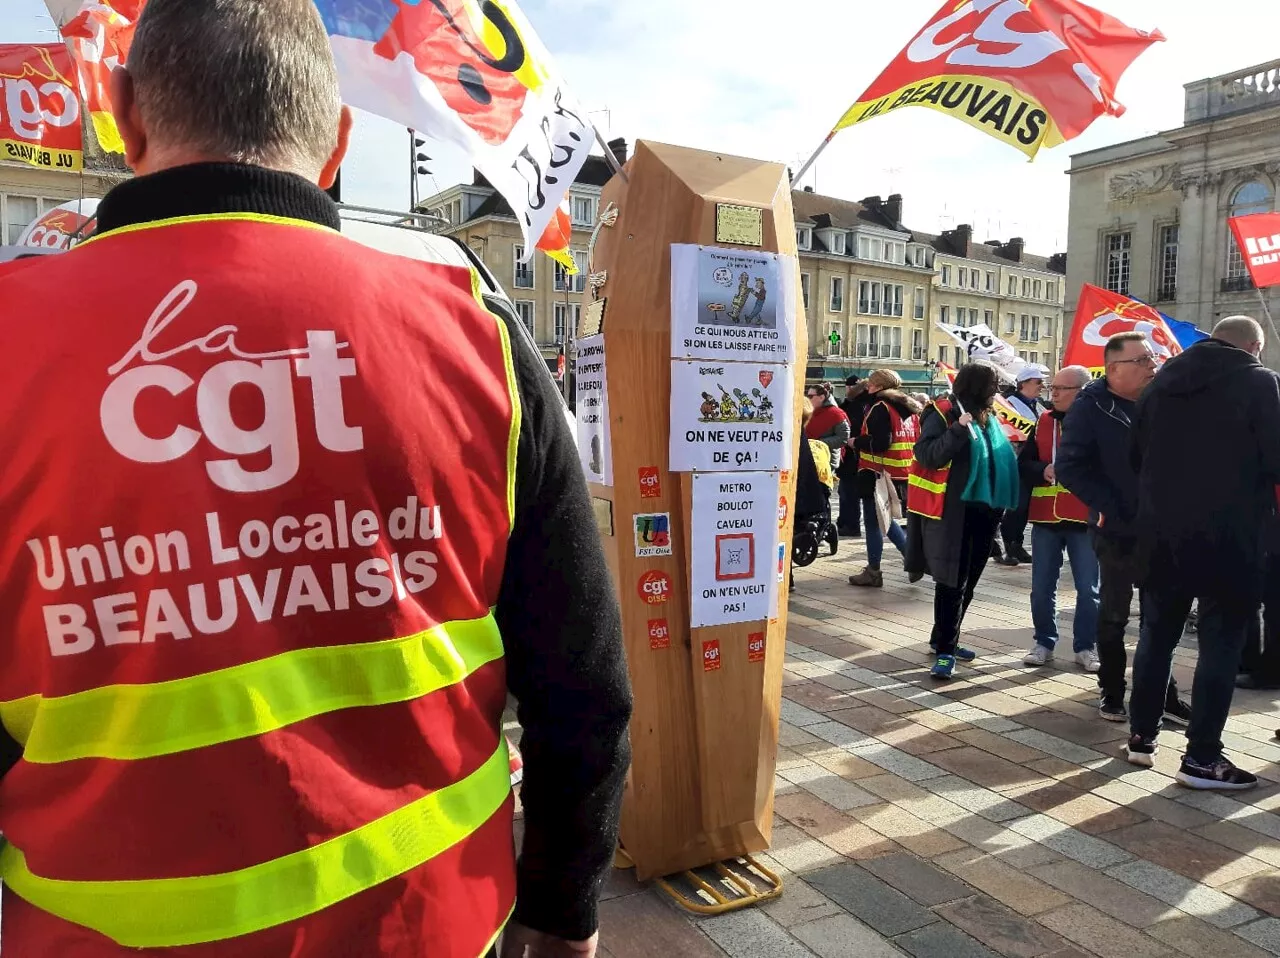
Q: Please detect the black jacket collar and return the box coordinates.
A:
[95,162,341,235]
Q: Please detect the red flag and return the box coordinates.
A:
[833,0,1162,158]
[1229,213,1280,290]
[0,43,83,170]
[1064,284,1182,373]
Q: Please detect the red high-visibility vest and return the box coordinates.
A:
[907,399,953,520]
[1028,410,1089,525]
[859,401,919,480]
[0,213,519,957]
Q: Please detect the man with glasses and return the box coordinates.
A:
[1057,333,1188,724]
[1020,366,1100,672]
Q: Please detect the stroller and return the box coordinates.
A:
[793,439,839,568]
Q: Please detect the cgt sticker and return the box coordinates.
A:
[748,632,765,663]
[702,638,721,672]
[638,466,662,499]
[777,495,788,527]
[637,570,672,605]
[648,618,670,650]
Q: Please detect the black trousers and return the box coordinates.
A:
[1093,532,1178,704]
[1241,554,1280,681]
[1000,479,1031,549]
[931,505,1001,654]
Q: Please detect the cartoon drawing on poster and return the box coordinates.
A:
[575,335,612,485]
[690,471,780,627]
[671,361,792,472]
[670,245,796,363]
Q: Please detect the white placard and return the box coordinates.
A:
[669,361,792,472]
[691,471,781,627]
[575,335,612,485]
[670,245,796,364]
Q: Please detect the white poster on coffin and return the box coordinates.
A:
[691,471,780,628]
[575,335,612,485]
[670,244,796,364]
[669,361,792,472]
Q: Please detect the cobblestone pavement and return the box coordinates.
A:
[556,537,1280,958]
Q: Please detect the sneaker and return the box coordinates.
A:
[1099,696,1127,722]
[1023,645,1052,667]
[930,655,956,681]
[1075,649,1101,673]
[1176,755,1257,791]
[848,567,883,588]
[1125,734,1158,767]
[930,643,976,662]
[1163,697,1192,727]
[508,738,524,787]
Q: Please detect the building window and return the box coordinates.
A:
[513,246,535,289]
[1157,224,1179,301]
[1029,351,1039,366]
[870,283,882,315]
[514,300,535,337]
[830,232,847,255]
[937,344,947,364]
[3,194,37,245]
[800,272,811,311]
[1018,350,1029,361]
[889,284,904,317]
[829,276,844,312]
[912,328,925,360]
[983,309,993,327]
[969,308,979,326]
[887,241,906,265]
[890,326,903,359]
[1031,316,1040,340]
[797,226,812,250]
[940,305,950,324]
[1104,231,1132,294]
[867,324,880,358]
[553,303,581,344]
[1046,281,1058,303]
[1033,280,1042,299]
[858,281,871,314]
[856,323,870,359]
[941,264,952,286]
[1005,312,1016,334]
[554,256,586,293]
[986,271,996,292]
[1021,277,1031,298]
[913,286,925,319]
[572,195,596,226]
[1007,275,1017,297]
[827,322,843,356]
[1019,314,1031,341]
[1227,181,1274,280]
[1046,316,1056,338]
[958,267,968,289]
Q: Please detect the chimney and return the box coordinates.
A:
[1048,252,1067,274]
[1004,236,1025,262]
[884,193,903,227]
[803,185,815,193]
[955,223,973,257]
[607,137,628,166]
[860,195,883,214]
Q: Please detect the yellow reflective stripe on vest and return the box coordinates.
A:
[0,740,510,948]
[0,614,504,764]
[1031,485,1065,498]
[908,474,947,495]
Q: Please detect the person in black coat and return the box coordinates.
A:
[1239,507,1280,690]
[1124,317,1280,789]
[837,376,872,536]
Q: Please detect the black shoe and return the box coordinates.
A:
[1010,544,1033,564]
[1236,673,1280,691]
[990,541,1004,562]
[824,525,839,556]
[996,552,1020,567]
[1125,734,1158,767]
[1176,755,1257,791]
[1099,695,1127,722]
[1163,697,1192,727]
[908,570,924,584]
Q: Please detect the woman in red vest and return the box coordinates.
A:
[804,382,852,467]
[906,362,1020,680]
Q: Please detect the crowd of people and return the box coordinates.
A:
[803,317,1280,793]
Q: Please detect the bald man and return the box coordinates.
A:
[1127,316,1280,790]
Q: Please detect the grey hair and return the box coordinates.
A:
[1212,315,1265,351]
[1056,365,1092,387]
[128,0,342,173]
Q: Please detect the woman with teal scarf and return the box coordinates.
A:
[905,362,1020,680]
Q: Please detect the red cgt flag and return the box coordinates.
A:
[833,0,1162,159]
[1229,213,1280,290]
[1064,284,1182,374]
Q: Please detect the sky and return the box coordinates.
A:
[2,0,1275,256]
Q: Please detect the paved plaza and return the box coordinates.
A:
[550,539,1280,958]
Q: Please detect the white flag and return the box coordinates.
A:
[935,323,1022,382]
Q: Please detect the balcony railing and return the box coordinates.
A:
[1186,59,1280,122]
[1221,275,1256,293]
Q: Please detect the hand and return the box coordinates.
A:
[957,413,974,428]
[500,923,598,958]
[1043,464,1056,484]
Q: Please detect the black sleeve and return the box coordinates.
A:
[494,320,633,941]
[1018,425,1048,484]
[864,403,892,454]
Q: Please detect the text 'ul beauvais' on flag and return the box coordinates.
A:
[830,0,1163,159]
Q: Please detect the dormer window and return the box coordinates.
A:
[829,232,846,255]
[796,226,812,250]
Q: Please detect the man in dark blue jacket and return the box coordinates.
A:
[1056,331,1186,723]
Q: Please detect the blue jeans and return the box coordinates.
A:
[1031,524,1100,653]
[863,495,906,569]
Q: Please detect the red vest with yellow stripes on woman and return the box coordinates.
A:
[907,399,953,520]
[858,401,919,480]
[1027,410,1089,525]
[0,213,519,956]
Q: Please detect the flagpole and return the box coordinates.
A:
[791,130,836,186]
[594,128,629,183]
[1256,287,1280,346]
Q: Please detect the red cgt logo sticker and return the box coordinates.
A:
[637,570,672,605]
[639,466,662,499]
[648,618,670,650]
[702,639,721,672]
[759,370,774,388]
[748,632,766,663]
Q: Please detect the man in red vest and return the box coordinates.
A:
[0,1,631,955]
[1019,366,1100,672]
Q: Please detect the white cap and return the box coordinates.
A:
[1016,363,1049,384]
